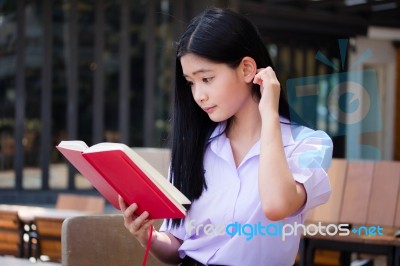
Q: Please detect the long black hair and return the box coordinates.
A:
[170,7,291,226]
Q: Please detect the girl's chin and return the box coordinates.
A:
[207,113,230,123]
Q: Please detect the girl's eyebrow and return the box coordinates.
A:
[183,69,213,77]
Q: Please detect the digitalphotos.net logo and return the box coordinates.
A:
[186,219,384,241]
[286,39,382,164]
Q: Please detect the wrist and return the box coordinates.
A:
[151,229,159,245]
[260,111,280,124]
[261,113,282,143]
[139,227,158,248]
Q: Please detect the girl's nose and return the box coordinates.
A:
[193,85,208,103]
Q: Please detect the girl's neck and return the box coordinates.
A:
[226,98,261,143]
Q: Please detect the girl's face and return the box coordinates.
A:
[181,53,253,122]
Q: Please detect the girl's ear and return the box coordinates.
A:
[240,56,257,83]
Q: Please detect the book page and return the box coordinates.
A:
[58,140,89,151]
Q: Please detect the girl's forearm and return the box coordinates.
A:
[148,231,182,264]
[258,113,305,221]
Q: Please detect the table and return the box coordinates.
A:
[0,204,94,260]
[0,256,61,266]
[0,204,93,223]
[299,228,400,266]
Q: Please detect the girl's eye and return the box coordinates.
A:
[202,77,213,83]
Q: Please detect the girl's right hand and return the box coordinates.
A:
[118,195,156,247]
[253,67,281,118]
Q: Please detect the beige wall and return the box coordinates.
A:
[348,36,397,160]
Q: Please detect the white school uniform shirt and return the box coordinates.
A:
[160,118,333,266]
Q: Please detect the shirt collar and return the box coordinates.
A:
[209,122,229,156]
[208,117,296,160]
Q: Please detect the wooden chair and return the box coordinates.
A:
[306,158,348,224]
[0,210,24,257]
[300,158,348,266]
[339,160,375,225]
[301,160,400,266]
[55,193,105,214]
[366,161,400,227]
[62,214,170,266]
[27,193,104,260]
[32,216,64,262]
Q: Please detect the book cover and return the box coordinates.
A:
[56,141,190,219]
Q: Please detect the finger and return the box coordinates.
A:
[253,77,261,86]
[132,211,150,231]
[118,195,127,211]
[265,69,281,89]
[141,219,155,231]
[265,66,278,80]
[255,68,265,74]
[253,68,269,85]
[256,67,273,78]
[123,203,139,224]
[253,74,263,85]
[256,67,279,87]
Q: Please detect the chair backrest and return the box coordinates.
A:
[366,160,400,227]
[395,191,400,228]
[62,215,170,266]
[305,159,400,228]
[132,148,171,178]
[306,158,348,224]
[55,193,105,213]
[0,210,23,257]
[34,216,64,262]
[339,160,375,225]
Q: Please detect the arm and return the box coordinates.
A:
[118,196,182,264]
[253,67,306,221]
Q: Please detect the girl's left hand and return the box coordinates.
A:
[253,67,281,118]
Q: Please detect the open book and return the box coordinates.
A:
[56,141,190,219]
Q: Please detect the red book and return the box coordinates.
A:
[56,141,190,219]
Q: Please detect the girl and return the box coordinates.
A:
[119,7,332,266]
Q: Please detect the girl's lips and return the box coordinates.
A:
[203,106,216,113]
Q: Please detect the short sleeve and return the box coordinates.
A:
[286,126,333,216]
[159,219,186,241]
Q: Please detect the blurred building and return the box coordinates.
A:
[0,0,399,204]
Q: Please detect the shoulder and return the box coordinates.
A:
[281,121,332,148]
[281,122,333,170]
